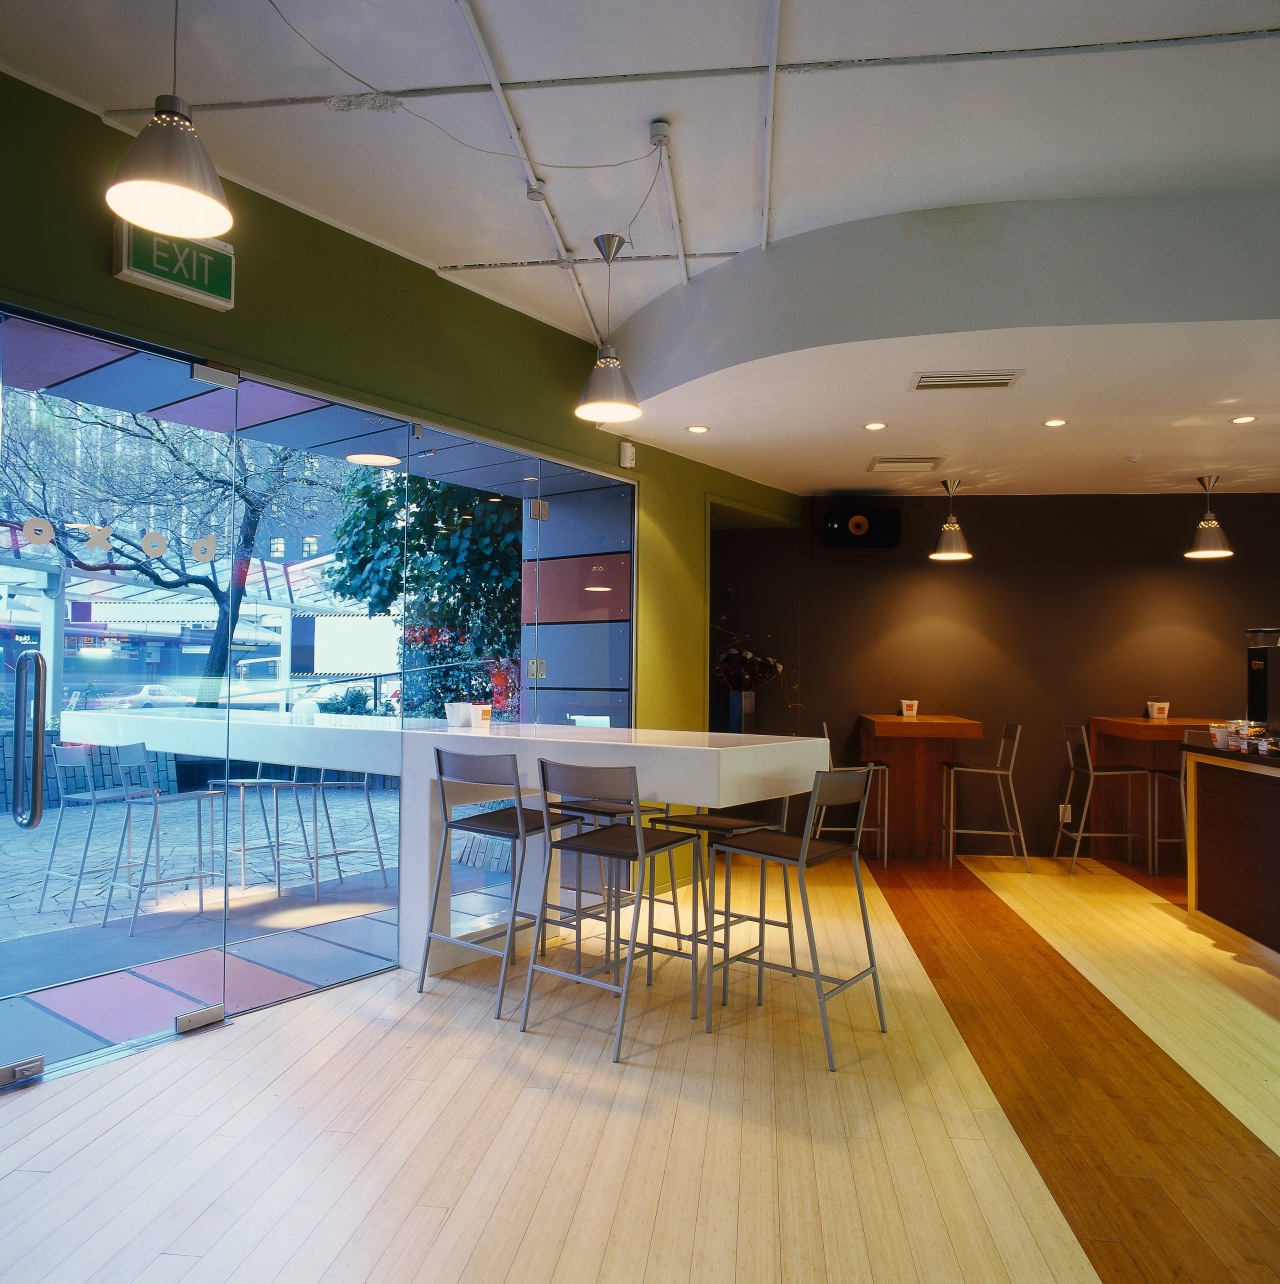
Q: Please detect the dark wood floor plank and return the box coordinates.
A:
[873,860,1280,1284]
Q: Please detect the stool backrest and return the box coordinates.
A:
[539,759,642,827]
[801,767,871,863]
[435,747,519,788]
[434,748,522,828]
[995,723,1022,771]
[52,744,93,800]
[1063,725,1093,774]
[114,742,157,800]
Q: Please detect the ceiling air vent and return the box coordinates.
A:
[868,456,943,474]
[913,369,1023,390]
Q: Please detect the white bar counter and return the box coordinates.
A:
[62,710,829,971]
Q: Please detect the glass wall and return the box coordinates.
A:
[0,308,635,1079]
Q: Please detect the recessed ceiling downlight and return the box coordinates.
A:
[864,422,886,431]
[345,452,401,466]
[687,424,709,434]
[1044,419,1067,428]
[1231,416,1256,424]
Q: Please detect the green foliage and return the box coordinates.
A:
[316,687,375,716]
[327,471,523,717]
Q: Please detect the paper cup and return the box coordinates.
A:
[899,699,919,718]
[1209,723,1229,749]
[1146,701,1170,720]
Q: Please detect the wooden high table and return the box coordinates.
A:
[857,714,983,861]
[1088,717,1217,863]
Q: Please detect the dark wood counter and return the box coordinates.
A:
[858,714,983,862]
[1185,747,1280,953]
[1088,716,1219,862]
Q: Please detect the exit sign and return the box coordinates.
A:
[113,221,234,311]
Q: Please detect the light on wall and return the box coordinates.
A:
[1184,474,1234,560]
[105,2,232,239]
[575,234,641,423]
[929,479,973,562]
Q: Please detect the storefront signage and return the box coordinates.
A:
[112,221,235,311]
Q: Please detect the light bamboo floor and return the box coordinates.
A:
[874,855,1280,1283]
[966,855,1280,1157]
[0,862,1097,1284]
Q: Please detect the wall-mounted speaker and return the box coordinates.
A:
[818,502,902,553]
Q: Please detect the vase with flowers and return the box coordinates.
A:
[714,640,785,733]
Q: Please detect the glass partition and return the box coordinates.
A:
[0,311,233,1077]
[0,307,635,1080]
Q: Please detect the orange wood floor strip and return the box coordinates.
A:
[873,860,1280,1284]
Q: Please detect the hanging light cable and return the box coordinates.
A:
[929,479,973,561]
[575,233,641,423]
[1184,475,1234,559]
[106,0,232,239]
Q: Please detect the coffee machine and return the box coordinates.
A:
[1246,628,1280,733]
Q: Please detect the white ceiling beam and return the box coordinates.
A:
[760,0,781,250]
[454,0,601,342]
[438,251,736,271]
[106,28,1279,118]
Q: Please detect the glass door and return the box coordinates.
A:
[0,311,233,1081]
[219,386,408,990]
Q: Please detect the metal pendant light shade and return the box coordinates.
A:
[929,479,973,561]
[1185,475,1233,559]
[575,233,642,423]
[106,94,232,239]
[576,345,641,422]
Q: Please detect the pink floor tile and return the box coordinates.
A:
[29,971,201,1043]
[134,949,315,1014]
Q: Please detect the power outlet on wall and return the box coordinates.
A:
[1058,803,1072,824]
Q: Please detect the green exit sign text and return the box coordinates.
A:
[113,222,235,311]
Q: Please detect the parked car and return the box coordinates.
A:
[103,684,195,709]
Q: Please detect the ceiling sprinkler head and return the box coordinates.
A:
[526,180,546,202]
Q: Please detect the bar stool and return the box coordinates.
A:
[553,794,682,947]
[941,723,1029,870]
[316,768,387,885]
[816,721,890,866]
[1151,730,1202,874]
[257,768,341,901]
[38,744,128,922]
[101,742,223,935]
[520,760,697,1063]
[207,762,278,889]
[706,767,887,1071]
[418,748,572,1018]
[650,796,792,1016]
[1053,725,1151,874]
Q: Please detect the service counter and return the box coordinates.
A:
[1185,744,1280,954]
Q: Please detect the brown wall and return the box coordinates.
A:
[712,493,1280,854]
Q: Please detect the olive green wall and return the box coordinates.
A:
[0,72,800,730]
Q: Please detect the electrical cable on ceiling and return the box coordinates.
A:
[623,152,663,247]
[265,0,657,172]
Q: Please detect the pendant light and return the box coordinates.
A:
[1184,475,1233,559]
[105,1,232,239]
[575,233,641,423]
[929,479,973,561]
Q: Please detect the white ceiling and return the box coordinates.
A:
[1,0,1277,494]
